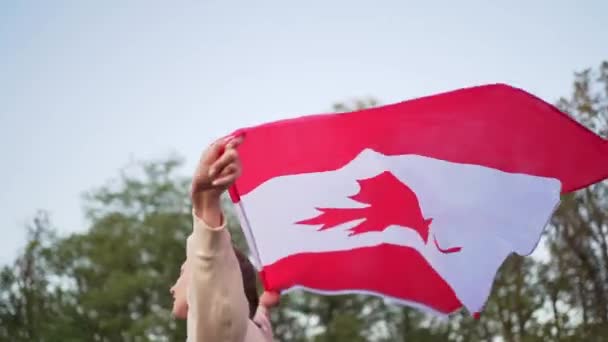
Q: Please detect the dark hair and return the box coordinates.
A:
[233,247,259,318]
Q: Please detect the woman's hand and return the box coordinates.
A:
[190,135,243,224]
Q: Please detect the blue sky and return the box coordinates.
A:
[1,1,606,263]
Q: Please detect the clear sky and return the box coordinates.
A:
[1,1,606,264]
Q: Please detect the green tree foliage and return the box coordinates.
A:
[0,212,58,340]
[1,158,194,341]
[539,61,608,340]
[0,62,606,341]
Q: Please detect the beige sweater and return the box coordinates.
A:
[186,212,273,342]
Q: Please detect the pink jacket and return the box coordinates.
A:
[186,212,274,342]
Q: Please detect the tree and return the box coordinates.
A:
[0,211,66,341]
[539,61,608,340]
[1,157,194,341]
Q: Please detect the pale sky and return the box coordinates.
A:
[1,1,606,264]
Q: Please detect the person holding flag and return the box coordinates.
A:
[169,135,279,342]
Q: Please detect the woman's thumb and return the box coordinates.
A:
[260,291,280,308]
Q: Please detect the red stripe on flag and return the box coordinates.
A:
[261,244,464,315]
[230,84,608,197]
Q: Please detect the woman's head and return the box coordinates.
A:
[170,247,259,319]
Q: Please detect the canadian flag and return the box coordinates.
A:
[227,84,608,316]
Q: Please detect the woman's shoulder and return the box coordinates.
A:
[249,306,274,342]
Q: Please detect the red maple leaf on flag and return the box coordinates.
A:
[296,171,462,254]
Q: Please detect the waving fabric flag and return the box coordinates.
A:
[226,84,608,316]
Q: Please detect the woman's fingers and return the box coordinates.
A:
[206,134,244,185]
[211,172,237,187]
[211,161,241,186]
[225,135,244,149]
[209,148,237,178]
